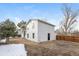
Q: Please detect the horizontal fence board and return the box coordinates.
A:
[56,35,79,43]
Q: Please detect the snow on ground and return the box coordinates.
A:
[0,44,27,56]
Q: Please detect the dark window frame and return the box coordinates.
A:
[32,33,35,39]
[27,34,29,38]
[48,33,50,40]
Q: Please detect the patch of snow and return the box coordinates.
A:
[0,44,27,56]
[0,38,6,43]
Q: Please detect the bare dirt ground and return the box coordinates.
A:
[9,37,38,45]
[9,37,79,56]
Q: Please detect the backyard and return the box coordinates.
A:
[8,37,79,56]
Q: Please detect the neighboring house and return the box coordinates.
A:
[25,19,56,42]
[17,28,24,38]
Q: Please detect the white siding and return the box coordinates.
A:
[25,20,56,42]
[38,21,56,42]
[25,20,39,42]
[20,30,24,38]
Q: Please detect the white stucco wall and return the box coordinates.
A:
[25,20,39,42]
[38,21,56,42]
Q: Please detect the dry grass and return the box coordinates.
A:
[8,37,79,56]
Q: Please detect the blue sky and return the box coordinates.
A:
[0,3,79,29]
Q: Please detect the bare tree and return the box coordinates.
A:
[59,4,79,35]
[71,30,79,36]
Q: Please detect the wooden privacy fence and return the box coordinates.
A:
[56,35,79,42]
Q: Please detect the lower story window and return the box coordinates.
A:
[33,33,35,39]
[27,34,29,38]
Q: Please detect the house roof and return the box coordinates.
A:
[26,19,55,27]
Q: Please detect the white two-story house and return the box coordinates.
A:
[25,19,56,42]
